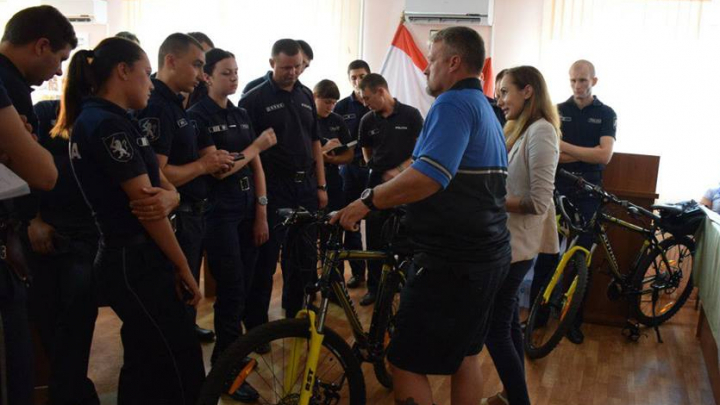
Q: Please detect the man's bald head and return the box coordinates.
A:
[570,59,596,78]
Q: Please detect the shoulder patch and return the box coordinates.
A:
[177,118,189,128]
[139,117,160,142]
[102,132,134,162]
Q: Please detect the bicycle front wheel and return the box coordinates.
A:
[524,250,589,359]
[197,318,366,405]
[631,237,695,326]
[369,269,403,389]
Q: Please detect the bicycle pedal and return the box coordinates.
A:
[621,320,644,342]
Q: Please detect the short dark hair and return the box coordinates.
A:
[432,26,485,74]
[158,33,204,69]
[313,79,340,100]
[204,48,234,75]
[187,32,214,49]
[115,31,140,45]
[296,40,314,60]
[53,37,145,138]
[2,5,77,51]
[347,59,371,74]
[495,69,508,85]
[271,39,300,58]
[358,73,388,92]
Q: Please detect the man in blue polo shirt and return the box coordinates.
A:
[332,26,510,405]
[532,59,617,345]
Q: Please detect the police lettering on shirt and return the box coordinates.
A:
[334,92,370,162]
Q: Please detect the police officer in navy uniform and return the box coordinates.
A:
[65,37,205,405]
[26,97,101,405]
[138,33,234,342]
[185,32,214,109]
[0,7,75,405]
[239,38,328,325]
[333,60,370,288]
[241,39,313,96]
[532,59,616,345]
[357,73,423,306]
[187,48,277,402]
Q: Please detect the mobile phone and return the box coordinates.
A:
[233,153,245,161]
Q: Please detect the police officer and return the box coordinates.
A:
[241,39,313,95]
[26,98,100,405]
[314,79,353,211]
[532,59,617,345]
[65,37,205,405]
[187,48,277,402]
[137,33,234,343]
[239,38,328,325]
[333,60,370,288]
[356,73,423,306]
[185,32,214,109]
[0,7,75,405]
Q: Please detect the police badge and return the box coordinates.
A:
[139,117,160,142]
[102,132,134,162]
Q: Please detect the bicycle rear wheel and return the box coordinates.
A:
[524,250,589,359]
[197,318,366,405]
[369,269,403,389]
[631,237,695,326]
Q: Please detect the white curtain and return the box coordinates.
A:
[538,0,720,202]
[116,0,362,99]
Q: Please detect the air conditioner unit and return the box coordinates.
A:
[41,0,107,24]
[405,0,494,26]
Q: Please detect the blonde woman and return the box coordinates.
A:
[482,66,560,405]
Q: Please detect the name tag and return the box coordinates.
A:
[343,114,356,120]
[588,118,602,124]
[329,126,341,132]
[177,118,188,128]
[560,116,572,122]
[240,124,250,129]
[136,136,150,147]
[266,103,285,112]
[301,103,313,111]
[208,124,229,133]
[395,126,408,130]
[369,128,380,136]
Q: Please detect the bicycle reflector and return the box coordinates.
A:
[227,358,257,395]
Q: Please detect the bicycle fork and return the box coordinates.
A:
[542,246,591,319]
[286,309,325,404]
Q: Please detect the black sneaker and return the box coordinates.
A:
[359,291,376,306]
[255,343,271,354]
[566,326,584,344]
[228,381,259,403]
[195,325,215,343]
[347,276,365,289]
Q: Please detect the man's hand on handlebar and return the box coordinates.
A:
[329,199,370,231]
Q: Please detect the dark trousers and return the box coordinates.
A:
[0,264,33,405]
[28,235,99,405]
[94,241,205,405]
[531,180,601,328]
[205,194,257,364]
[174,210,206,324]
[364,170,387,293]
[244,175,318,328]
[340,163,368,278]
[485,259,534,405]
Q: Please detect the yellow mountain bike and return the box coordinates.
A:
[198,207,410,405]
[524,169,703,359]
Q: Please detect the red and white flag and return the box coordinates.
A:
[380,24,434,117]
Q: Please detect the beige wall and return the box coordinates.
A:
[361,0,543,81]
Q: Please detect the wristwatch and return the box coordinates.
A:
[256,196,268,206]
[317,184,328,191]
[360,188,377,211]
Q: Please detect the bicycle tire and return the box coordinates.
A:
[368,270,403,389]
[197,318,366,405]
[524,250,589,359]
[631,237,695,326]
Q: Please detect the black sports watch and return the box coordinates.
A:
[360,188,377,211]
[317,184,328,191]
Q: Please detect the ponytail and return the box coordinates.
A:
[51,37,145,139]
[51,49,93,139]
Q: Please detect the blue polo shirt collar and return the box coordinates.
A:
[449,77,483,92]
[151,78,184,107]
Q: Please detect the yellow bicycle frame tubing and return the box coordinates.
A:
[542,246,591,304]
[284,309,325,404]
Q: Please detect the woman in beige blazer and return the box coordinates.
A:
[482,66,561,405]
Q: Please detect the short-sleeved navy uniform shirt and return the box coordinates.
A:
[138,79,213,202]
[334,92,369,163]
[238,76,319,178]
[187,96,256,200]
[70,97,160,239]
[0,77,10,107]
[0,54,37,131]
[557,95,616,177]
[318,112,352,183]
[406,78,510,267]
[34,100,94,231]
[241,71,272,96]
[357,99,423,173]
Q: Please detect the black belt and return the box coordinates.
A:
[239,176,250,191]
[291,171,308,183]
[176,198,210,214]
[101,232,152,248]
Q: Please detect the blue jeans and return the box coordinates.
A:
[485,259,534,405]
